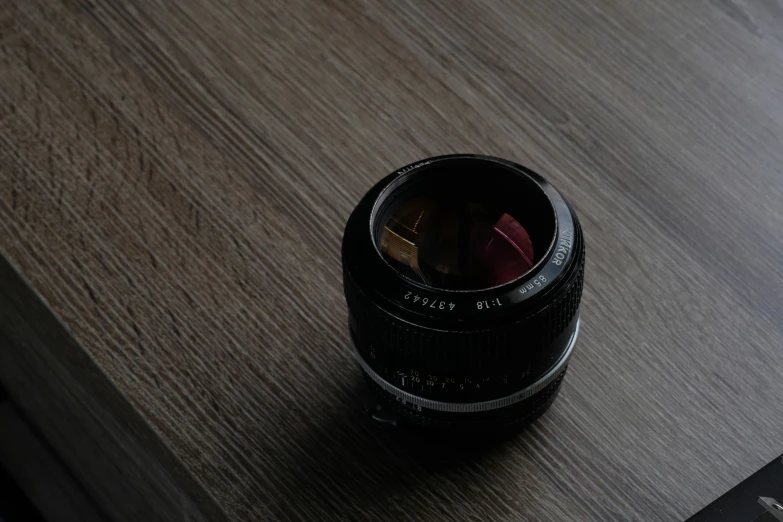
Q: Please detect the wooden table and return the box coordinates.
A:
[2,1,783,520]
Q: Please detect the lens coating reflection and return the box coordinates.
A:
[380,197,536,290]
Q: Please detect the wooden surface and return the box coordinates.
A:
[1,0,783,520]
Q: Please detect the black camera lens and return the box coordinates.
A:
[342,155,585,433]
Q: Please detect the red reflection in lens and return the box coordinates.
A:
[493,213,535,268]
[472,213,535,287]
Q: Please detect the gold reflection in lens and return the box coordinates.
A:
[380,201,429,285]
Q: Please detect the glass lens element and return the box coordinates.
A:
[380,197,535,290]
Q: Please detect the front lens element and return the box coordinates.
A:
[376,160,555,291]
[380,198,536,290]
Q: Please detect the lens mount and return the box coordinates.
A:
[342,155,585,432]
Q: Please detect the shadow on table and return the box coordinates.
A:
[256,371,540,520]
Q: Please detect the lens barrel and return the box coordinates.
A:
[342,155,585,433]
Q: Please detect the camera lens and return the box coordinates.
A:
[342,155,585,433]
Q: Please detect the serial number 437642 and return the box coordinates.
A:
[404,292,456,311]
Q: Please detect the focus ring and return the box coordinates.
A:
[345,222,584,378]
[356,318,578,412]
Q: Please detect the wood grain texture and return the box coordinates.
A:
[1,0,783,520]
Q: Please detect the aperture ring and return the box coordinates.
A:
[354,317,580,413]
